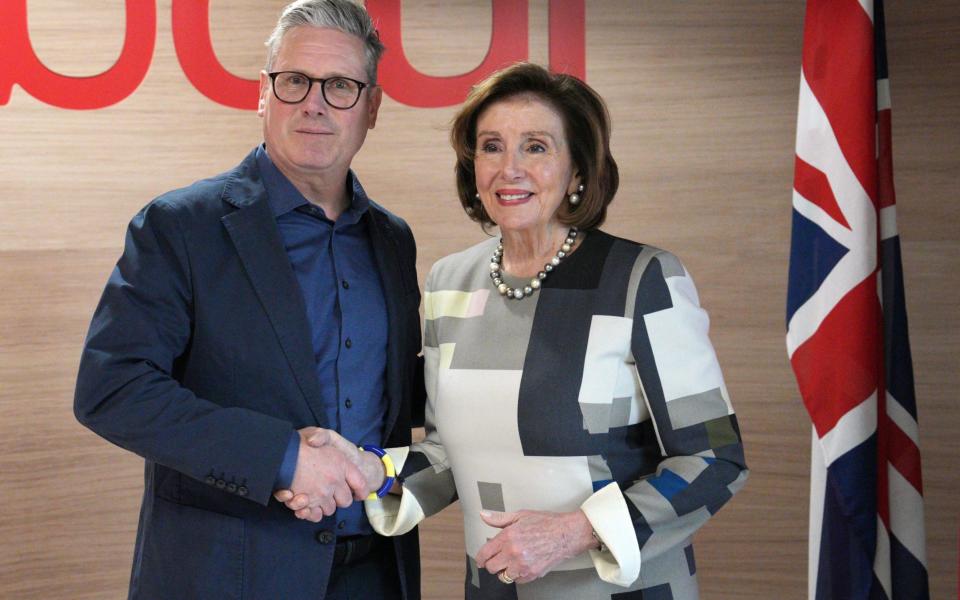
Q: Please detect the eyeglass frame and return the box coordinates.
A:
[267,71,370,109]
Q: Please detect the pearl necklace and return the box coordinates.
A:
[489,228,579,300]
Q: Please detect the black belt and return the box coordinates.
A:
[332,534,380,566]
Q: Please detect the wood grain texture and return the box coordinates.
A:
[1,1,956,598]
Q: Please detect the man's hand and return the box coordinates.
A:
[271,427,367,522]
[309,430,387,497]
[277,430,387,521]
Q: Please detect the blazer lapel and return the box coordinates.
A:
[219,156,327,426]
[367,209,405,441]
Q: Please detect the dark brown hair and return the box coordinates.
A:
[450,62,619,230]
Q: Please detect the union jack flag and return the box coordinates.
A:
[786,1,929,598]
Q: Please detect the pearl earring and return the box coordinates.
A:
[467,192,480,215]
[568,184,585,206]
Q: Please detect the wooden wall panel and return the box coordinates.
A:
[1,1,956,598]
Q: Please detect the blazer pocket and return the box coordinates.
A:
[135,496,244,600]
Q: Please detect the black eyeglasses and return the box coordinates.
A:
[268,71,369,109]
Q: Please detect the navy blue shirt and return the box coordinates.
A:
[258,145,388,535]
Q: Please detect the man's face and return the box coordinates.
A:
[259,26,382,183]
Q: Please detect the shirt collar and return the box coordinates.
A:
[256,144,370,224]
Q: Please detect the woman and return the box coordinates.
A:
[289,62,748,598]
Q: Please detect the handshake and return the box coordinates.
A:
[272,427,389,523]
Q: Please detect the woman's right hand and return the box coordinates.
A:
[305,429,386,496]
[277,428,386,521]
[274,429,386,521]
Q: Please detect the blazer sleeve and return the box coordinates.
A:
[579,250,748,586]
[74,198,294,505]
[366,266,458,535]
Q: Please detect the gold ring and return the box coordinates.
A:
[497,570,515,584]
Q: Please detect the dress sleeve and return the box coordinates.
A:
[366,266,459,535]
[579,250,748,586]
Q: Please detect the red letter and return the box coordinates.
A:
[367,0,528,108]
[171,0,260,110]
[549,0,585,79]
[0,0,155,109]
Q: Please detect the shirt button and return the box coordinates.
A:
[238,486,249,497]
[342,279,350,289]
[337,520,346,530]
[345,398,353,409]
[316,530,335,544]
[216,479,226,489]
[344,338,352,349]
[226,482,237,493]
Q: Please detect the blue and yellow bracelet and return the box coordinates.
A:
[359,444,396,499]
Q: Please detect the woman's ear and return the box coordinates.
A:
[567,171,582,195]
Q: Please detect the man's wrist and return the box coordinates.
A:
[358,445,395,498]
[363,449,387,489]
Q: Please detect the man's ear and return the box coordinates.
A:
[257,71,270,117]
[367,86,383,129]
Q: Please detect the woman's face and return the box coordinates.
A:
[473,96,579,235]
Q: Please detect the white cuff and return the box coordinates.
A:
[364,447,425,536]
[384,446,409,474]
[580,482,641,587]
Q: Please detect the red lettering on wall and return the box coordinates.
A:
[171,0,260,110]
[0,0,155,109]
[0,1,585,111]
[367,0,585,108]
[548,0,586,77]
[368,0,527,108]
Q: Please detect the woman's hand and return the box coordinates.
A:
[474,508,599,584]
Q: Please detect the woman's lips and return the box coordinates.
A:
[496,191,533,205]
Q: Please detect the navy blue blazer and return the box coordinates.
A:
[75,148,424,599]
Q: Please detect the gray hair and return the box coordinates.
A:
[265,0,385,85]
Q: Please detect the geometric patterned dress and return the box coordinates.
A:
[366,230,748,599]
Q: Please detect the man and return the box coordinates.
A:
[74,1,423,598]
